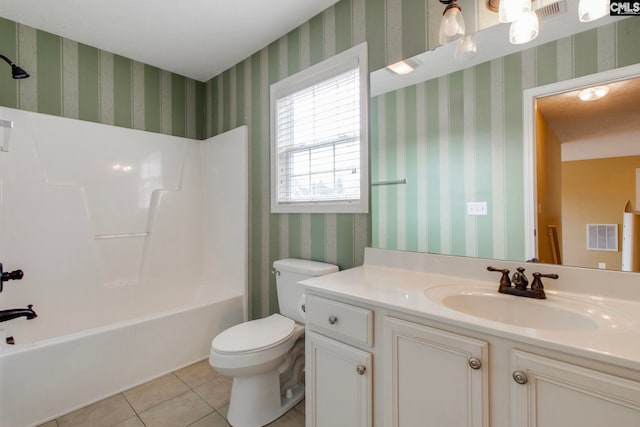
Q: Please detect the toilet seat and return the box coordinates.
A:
[212,314,295,355]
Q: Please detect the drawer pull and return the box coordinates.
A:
[328,315,338,325]
[356,365,366,375]
[468,357,481,370]
[513,371,528,385]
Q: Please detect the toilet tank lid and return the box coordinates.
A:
[273,258,339,276]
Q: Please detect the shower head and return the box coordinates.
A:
[0,54,30,79]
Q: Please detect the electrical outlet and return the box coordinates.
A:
[467,202,488,216]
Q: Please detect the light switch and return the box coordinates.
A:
[467,201,488,216]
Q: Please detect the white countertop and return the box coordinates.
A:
[300,249,640,371]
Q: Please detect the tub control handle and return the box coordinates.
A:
[328,315,338,325]
[0,262,24,293]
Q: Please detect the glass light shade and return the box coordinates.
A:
[578,86,610,101]
[454,34,477,63]
[509,11,539,44]
[578,0,608,22]
[439,5,465,45]
[499,0,531,23]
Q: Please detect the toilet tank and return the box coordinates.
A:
[273,258,338,323]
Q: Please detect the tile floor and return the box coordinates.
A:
[37,360,305,427]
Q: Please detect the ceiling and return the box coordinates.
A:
[537,77,640,143]
[0,0,339,82]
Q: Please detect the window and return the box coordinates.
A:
[270,43,368,213]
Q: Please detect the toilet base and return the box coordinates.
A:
[227,370,304,427]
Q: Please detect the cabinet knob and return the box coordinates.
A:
[328,315,338,325]
[356,365,366,375]
[468,357,482,370]
[512,370,528,385]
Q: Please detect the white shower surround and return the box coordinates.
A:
[0,108,248,426]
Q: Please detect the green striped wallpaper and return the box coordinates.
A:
[203,0,439,319]
[0,17,205,139]
[371,19,640,261]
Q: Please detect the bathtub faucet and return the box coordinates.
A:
[0,304,37,322]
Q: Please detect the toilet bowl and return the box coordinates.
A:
[209,258,338,427]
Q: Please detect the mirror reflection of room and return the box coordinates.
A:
[535,76,640,271]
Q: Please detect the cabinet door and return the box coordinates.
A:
[384,317,489,427]
[306,331,372,427]
[511,350,640,427]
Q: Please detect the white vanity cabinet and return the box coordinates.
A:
[300,249,640,426]
[511,350,640,426]
[305,294,373,427]
[383,316,489,427]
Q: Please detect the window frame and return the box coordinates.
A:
[270,42,369,214]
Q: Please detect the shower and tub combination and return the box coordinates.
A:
[0,106,248,427]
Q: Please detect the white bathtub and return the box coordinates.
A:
[0,111,249,427]
[0,288,244,427]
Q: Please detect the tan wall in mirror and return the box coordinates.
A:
[562,156,640,270]
[536,110,562,264]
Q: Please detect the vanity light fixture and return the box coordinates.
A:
[484,0,608,47]
[0,54,29,79]
[387,59,418,75]
[438,0,466,45]
[509,10,540,44]
[498,0,532,23]
[454,34,478,63]
[578,0,609,22]
[578,85,610,101]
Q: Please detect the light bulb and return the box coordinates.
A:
[578,86,610,101]
[509,11,539,45]
[499,0,531,23]
[578,0,608,22]
[454,34,477,63]
[439,4,465,45]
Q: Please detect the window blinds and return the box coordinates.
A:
[274,67,361,204]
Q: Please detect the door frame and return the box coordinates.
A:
[522,62,640,260]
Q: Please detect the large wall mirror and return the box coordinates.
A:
[369,1,639,272]
[524,65,640,272]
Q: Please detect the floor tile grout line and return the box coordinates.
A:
[120,391,139,417]
[143,388,213,416]
[186,408,226,427]
[47,362,233,427]
[123,374,195,417]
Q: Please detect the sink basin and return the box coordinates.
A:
[425,285,627,331]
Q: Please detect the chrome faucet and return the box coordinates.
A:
[487,266,558,299]
[0,304,37,322]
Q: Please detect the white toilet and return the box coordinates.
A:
[209,258,338,427]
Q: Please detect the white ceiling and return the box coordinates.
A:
[538,77,640,143]
[0,0,339,82]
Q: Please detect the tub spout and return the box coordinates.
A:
[0,304,37,322]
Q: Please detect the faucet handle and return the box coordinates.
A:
[487,266,511,291]
[531,272,558,292]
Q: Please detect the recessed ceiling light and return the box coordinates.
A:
[578,86,610,101]
[387,59,419,75]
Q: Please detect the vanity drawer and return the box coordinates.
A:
[305,294,373,347]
